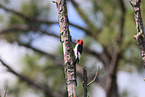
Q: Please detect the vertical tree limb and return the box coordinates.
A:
[83,67,87,97]
[130,0,145,67]
[53,0,77,96]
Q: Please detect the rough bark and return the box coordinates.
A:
[53,0,77,96]
[130,0,145,67]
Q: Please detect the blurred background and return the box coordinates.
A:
[0,0,145,97]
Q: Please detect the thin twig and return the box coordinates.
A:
[87,66,100,86]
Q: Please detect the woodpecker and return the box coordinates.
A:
[74,39,83,64]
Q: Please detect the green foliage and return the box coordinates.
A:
[98,27,114,46]
[76,81,84,97]
[5,14,25,42]
[21,0,50,18]
[22,53,42,78]
[8,15,25,26]
[141,0,145,24]
[21,1,40,17]
[0,15,3,22]
[20,52,66,95]
[4,0,51,43]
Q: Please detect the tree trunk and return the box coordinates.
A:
[54,0,77,96]
[106,74,119,97]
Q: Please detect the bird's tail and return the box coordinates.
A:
[74,58,78,66]
[73,58,78,86]
[74,58,79,65]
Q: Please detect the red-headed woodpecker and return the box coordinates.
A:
[74,39,83,64]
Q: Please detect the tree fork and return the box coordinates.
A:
[53,0,77,96]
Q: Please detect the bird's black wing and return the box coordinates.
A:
[77,44,83,54]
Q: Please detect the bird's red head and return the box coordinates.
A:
[77,39,83,45]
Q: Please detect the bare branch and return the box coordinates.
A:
[84,47,110,66]
[0,59,63,97]
[87,66,100,86]
[0,4,56,24]
[0,24,59,38]
[0,24,30,34]
[0,4,91,34]
[17,41,63,67]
